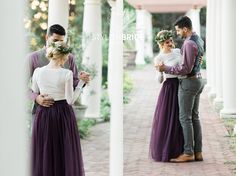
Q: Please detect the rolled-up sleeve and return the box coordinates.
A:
[164,40,198,76]
[28,52,39,101]
[68,54,79,89]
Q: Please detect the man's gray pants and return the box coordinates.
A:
[178,78,205,155]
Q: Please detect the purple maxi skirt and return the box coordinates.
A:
[31,100,85,176]
[149,78,184,162]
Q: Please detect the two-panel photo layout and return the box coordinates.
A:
[2,0,236,176]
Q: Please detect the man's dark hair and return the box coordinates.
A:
[47,24,66,36]
[174,16,192,30]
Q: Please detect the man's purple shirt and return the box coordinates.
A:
[164,34,198,76]
[28,48,79,101]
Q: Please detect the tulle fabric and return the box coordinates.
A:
[150,78,184,162]
[31,100,85,176]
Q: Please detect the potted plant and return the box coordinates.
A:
[123,8,137,68]
[73,97,88,120]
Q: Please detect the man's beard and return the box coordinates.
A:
[179,33,187,39]
[177,35,185,39]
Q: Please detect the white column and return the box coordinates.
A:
[82,0,102,118]
[0,1,28,176]
[220,0,236,118]
[186,8,201,37]
[48,0,69,31]
[135,9,145,65]
[107,0,116,100]
[208,1,217,100]
[213,0,223,111]
[108,1,123,175]
[205,0,213,91]
[144,11,153,59]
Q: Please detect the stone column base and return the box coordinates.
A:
[208,91,216,101]
[213,98,223,112]
[220,109,236,118]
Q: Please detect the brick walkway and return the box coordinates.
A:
[81,122,109,176]
[124,65,236,176]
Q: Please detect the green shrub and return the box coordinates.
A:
[123,72,133,104]
[100,89,111,122]
[201,54,206,69]
[78,119,96,139]
[123,72,133,94]
[144,56,153,64]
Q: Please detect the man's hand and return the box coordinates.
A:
[35,94,54,107]
[155,61,165,72]
[79,71,90,84]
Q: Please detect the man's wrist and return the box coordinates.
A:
[32,92,39,102]
[164,65,172,74]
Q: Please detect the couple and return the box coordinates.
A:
[28,24,89,176]
[150,16,205,162]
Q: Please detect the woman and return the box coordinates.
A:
[149,30,184,162]
[31,41,85,176]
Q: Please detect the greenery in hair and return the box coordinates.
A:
[155,30,173,44]
[50,42,73,54]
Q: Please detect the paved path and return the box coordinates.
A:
[81,122,109,176]
[124,65,236,176]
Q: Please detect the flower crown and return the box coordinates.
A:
[155,30,173,44]
[49,42,73,55]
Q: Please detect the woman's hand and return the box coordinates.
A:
[199,56,204,65]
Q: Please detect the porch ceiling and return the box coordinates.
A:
[126,0,207,13]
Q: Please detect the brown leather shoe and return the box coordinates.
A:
[170,154,194,163]
[195,152,203,161]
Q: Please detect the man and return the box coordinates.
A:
[28,24,89,112]
[157,16,205,162]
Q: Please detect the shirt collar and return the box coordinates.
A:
[186,32,196,40]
